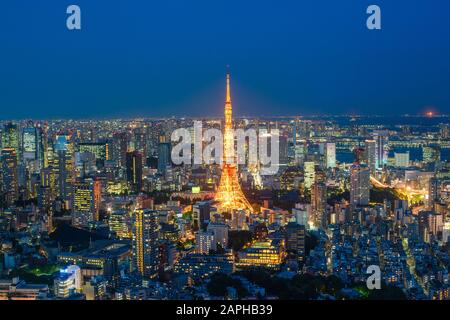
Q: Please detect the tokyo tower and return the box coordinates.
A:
[214,70,253,212]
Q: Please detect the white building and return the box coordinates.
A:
[394,152,409,167]
[54,265,82,298]
[325,143,336,168]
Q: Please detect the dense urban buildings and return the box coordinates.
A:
[0,74,449,301]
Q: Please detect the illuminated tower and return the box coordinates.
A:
[214,71,253,212]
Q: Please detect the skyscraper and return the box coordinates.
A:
[22,123,39,161]
[350,163,370,207]
[126,150,143,194]
[285,222,306,266]
[364,139,376,174]
[311,180,327,229]
[372,131,388,169]
[394,152,409,168]
[113,132,128,167]
[2,122,20,160]
[72,178,102,227]
[1,148,18,206]
[304,161,315,190]
[157,135,171,175]
[325,142,336,169]
[132,209,159,278]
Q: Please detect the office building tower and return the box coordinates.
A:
[285,222,306,265]
[372,131,388,169]
[78,142,110,162]
[72,178,101,227]
[113,132,128,167]
[325,142,336,168]
[304,161,315,190]
[192,201,211,229]
[394,152,409,167]
[109,209,132,239]
[206,222,229,251]
[2,122,20,160]
[311,180,327,229]
[56,150,74,208]
[279,134,289,166]
[292,204,310,226]
[364,139,376,173]
[427,177,440,210]
[126,150,143,194]
[22,122,39,161]
[350,163,370,207]
[132,209,159,278]
[196,230,214,254]
[1,148,18,206]
[157,135,171,175]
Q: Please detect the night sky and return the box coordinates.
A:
[1,0,450,119]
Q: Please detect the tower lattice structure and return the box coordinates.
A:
[214,71,253,212]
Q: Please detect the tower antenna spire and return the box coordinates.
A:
[226,65,231,103]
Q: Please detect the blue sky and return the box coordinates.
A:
[1,0,450,119]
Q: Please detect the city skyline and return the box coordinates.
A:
[0,0,449,305]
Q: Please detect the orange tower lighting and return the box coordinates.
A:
[214,70,253,212]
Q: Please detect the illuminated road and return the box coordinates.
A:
[370,176,427,202]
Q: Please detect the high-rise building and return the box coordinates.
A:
[157,135,171,174]
[78,142,110,162]
[113,132,128,167]
[1,148,18,205]
[72,178,101,227]
[325,142,336,168]
[132,209,159,278]
[192,201,211,229]
[126,150,143,194]
[363,140,376,174]
[195,230,214,254]
[56,150,74,208]
[394,152,409,167]
[109,209,132,239]
[285,222,306,265]
[22,123,40,161]
[372,131,388,169]
[206,222,229,251]
[2,123,20,158]
[349,163,370,207]
[292,203,310,227]
[279,134,289,166]
[311,181,327,229]
[427,177,440,210]
[304,161,315,190]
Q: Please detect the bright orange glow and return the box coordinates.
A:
[215,71,253,212]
